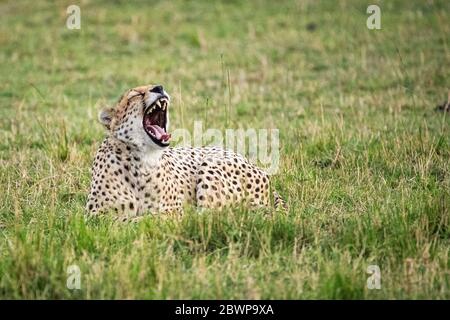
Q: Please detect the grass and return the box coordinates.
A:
[0,0,449,299]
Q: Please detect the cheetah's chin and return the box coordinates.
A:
[143,97,171,147]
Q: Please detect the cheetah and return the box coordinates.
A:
[86,84,285,216]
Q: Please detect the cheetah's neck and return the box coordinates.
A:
[135,144,165,172]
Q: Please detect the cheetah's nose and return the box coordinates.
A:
[150,85,164,95]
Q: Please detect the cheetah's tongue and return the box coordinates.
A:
[148,125,171,142]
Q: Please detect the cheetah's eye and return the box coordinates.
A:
[143,97,171,147]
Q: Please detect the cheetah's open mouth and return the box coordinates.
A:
[143,96,171,147]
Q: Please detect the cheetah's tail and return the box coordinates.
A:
[273,191,288,211]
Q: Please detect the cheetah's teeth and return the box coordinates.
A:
[146,98,169,114]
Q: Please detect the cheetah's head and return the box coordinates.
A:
[99,84,171,149]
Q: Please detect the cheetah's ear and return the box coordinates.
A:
[99,107,116,130]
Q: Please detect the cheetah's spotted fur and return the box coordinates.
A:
[86,85,284,216]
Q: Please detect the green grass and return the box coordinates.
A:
[0,0,449,299]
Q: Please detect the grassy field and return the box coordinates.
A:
[0,0,449,299]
